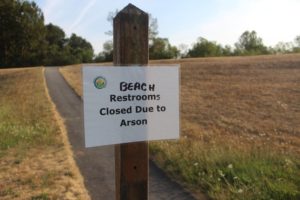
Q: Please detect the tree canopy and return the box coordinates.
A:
[234,31,268,55]
[94,40,113,62]
[293,36,300,53]
[187,37,223,58]
[1,1,300,66]
[0,0,45,67]
[98,12,179,61]
[0,0,94,67]
[149,37,179,59]
[185,31,300,58]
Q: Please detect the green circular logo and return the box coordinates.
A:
[94,76,106,89]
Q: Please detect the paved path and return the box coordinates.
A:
[45,67,197,200]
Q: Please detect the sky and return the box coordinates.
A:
[34,0,300,54]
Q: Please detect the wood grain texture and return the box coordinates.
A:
[113,4,149,200]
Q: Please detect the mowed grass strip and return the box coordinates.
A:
[151,122,300,200]
[60,54,300,199]
[0,68,89,199]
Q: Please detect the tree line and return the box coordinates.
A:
[186,31,300,58]
[96,13,300,62]
[94,14,180,62]
[1,0,300,67]
[0,0,94,67]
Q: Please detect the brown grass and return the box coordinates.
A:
[0,67,90,199]
[178,54,300,153]
[60,54,300,152]
[59,54,300,199]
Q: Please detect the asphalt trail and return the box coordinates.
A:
[45,67,197,200]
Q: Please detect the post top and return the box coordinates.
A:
[116,3,148,17]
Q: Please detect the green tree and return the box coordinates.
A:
[0,0,46,67]
[68,33,94,63]
[273,42,293,54]
[44,25,94,65]
[293,35,300,53]
[43,23,68,65]
[149,37,179,59]
[0,0,95,67]
[0,0,15,66]
[45,23,65,48]
[94,40,113,62]
[187,37,223,57]
[103,11,160,57]
[222,45,233,56]
[234,30,268,55]
[178,43,189,58]
[148,15,159,45]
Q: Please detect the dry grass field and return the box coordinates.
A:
[0,68,90,199]
[157,54,300,153]
[60,54,300,199]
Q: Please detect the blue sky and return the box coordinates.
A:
[34,0,300,54]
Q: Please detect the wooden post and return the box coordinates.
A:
[113,4,149,200]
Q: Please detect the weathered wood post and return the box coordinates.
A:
[113,4,149,200]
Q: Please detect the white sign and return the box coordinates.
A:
[83,66,180,147]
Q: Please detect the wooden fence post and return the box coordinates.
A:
[113,4,149,200]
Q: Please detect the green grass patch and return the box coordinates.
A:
[150,139,300,200]
[0,68,66,199]
[0,106,56,151]
[0,69,59,155]
[31,193,50,200]
[0,187,18,198]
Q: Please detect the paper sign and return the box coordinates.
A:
[83,66,180,147]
